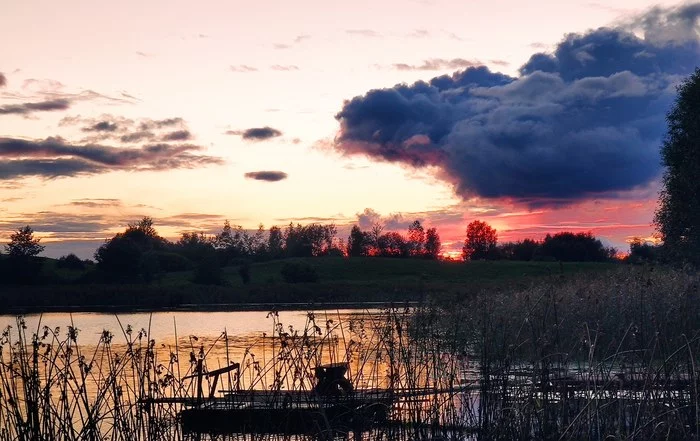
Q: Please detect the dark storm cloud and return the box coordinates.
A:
[334,4,700,206]
[0,159,101,180]
[228,126,283,141]
[0,137,223,180]
[244,171,288,182]
[0,98,71,115]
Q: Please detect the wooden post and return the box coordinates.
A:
[196,359,203,407]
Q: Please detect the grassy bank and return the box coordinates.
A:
[0,257,618,313]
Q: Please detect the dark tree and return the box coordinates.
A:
[499,239,540,261]
[214,220,250,261]
[347,225,371,257]
[655,69,700,264]
[628,238,662,263]
[423,227,441,259]
[407,220,425,257]
[175,231,214,262]
[56,253,87,270]
[94,235,142,280]
[376,232,408,257]
[285,223,336,257]
[267,226,284,259]
[2,226,45,283]
[462,220,498,261]
[95,217,167,281]
[539,232,615,262]
[369,223,384,255]
[5,226,45,257]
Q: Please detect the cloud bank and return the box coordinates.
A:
[0,137,223,180]
[334,4,700,207]
[0,98,71,115]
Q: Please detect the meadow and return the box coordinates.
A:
[0,257,618,313]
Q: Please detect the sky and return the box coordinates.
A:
[0,0,698,259]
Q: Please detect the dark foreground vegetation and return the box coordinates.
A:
[1,265,699,440]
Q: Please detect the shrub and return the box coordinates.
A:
[56,253,86,270]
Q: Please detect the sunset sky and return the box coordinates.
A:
[0,0,697,259]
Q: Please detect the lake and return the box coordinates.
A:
[0,309,369,344]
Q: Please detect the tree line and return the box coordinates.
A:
[0,216,622,285]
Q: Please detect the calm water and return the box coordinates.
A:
[0,309,369,344]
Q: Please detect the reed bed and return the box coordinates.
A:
[443,265,700,440]
[0,308,470,441]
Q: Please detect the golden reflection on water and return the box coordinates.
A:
[0,310,396,399]
[0,308,471,440]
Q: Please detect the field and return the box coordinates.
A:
[0,257,619,313]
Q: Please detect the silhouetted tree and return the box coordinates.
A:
[655,69,700,264]
[539,232,615,262]
[347,225,371,257]
[251,224,267,256]
[628,238,662,264]
[285,223,336,257]
[376,232,409,257]
[95,217,167,281]
[56,253,87,270]
[2,226,45,283]
[407,220,425,257]
[175,231,214,262]
[268,226,284,259]
[5,226,45,257]
[95,235,142,280]
[214,220,251,261]
[369,223,384,255]
[462,220,498,260]
[424,227,441,259]
[123,217,166,251]
[499,239,540,261]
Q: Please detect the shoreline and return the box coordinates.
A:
[0,300,421,315]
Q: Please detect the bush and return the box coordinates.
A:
[280,262,318,283]
[56,253,86,270]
